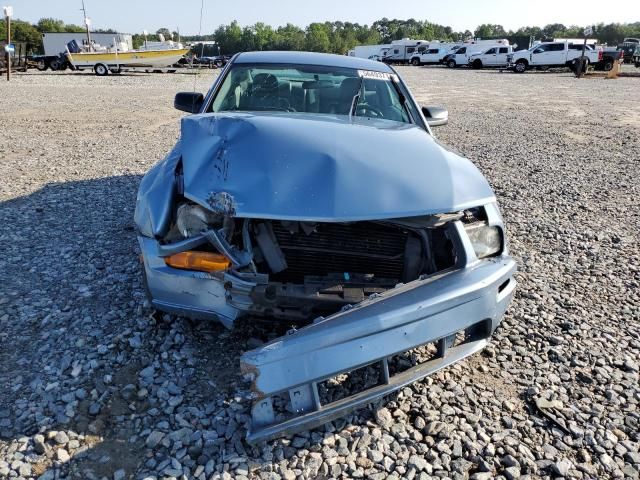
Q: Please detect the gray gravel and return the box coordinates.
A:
[1,67,639,479]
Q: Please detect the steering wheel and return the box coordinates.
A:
[356,104,384,118]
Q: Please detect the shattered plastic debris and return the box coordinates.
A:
[207,191,237,216]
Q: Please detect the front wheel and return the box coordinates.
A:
[411,57,420,66]
[472,59,483,69]
[447,59,456,68]
[94,63,109,76]
[514,60,527,73]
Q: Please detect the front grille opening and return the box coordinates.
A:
[317,362,383,405]
[270,221,409,284]
[388,342,440,376]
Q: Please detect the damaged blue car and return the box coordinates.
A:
[134,51,516,443]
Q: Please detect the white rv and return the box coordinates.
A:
[382,39,430,64]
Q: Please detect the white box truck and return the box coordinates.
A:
[348,44,391,61]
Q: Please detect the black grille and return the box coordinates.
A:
[270,222,408,283]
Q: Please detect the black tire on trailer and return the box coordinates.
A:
[447,59,456,68]
[514,60,527,73]
[50,59,61,71]
[94,63,109,76]
[36,59,47,71]
[411,57,420,66]
[603,59,614,71]
[472,59,483,69]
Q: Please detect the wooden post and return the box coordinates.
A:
[6,14,11,81]
[577,37,587,79]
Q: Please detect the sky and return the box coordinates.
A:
[6,0,640,35]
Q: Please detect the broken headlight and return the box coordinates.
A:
[176,203,221,238]
[464,223,502,259]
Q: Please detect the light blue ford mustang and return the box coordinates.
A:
[134,51,516,443]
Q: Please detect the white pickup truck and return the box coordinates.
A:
[511,41,602,73]
[409,46,452,65]
[467,46,514,69]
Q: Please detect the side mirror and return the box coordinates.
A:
[174,92,204,113]
[422,105,448,127]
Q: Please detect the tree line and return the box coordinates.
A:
[1,16,639,55]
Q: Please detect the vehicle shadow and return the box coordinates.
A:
[0,175,385,478]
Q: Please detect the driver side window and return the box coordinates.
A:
[485,48,496,54]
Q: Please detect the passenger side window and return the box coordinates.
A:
[457,47,466,54]
[499,47,509,54]
[549,43,564,51]
[485,48,496,54]
[427,49,439,54]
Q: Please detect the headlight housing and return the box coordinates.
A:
[464,223,502,259]
[176,203,221,238]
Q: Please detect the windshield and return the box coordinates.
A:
[209,63,413,124]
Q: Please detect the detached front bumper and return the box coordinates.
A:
[242,252,516,443]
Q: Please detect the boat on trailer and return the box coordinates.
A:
[65,37,189,75]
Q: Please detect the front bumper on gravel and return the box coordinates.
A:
[242,253,516,443]
[139,221,516,444]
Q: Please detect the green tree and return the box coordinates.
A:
[36,17,65,33]
[305,23,330,52]
[474,24,507,38]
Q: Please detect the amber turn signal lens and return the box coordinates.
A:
[164,251,231,273]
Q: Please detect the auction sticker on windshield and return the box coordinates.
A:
[358,70,399,82]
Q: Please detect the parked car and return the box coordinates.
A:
[595,47,624,71]
[634,45,640,68]
[410,46,458,65]
[468,46,514,69]
[443,41,510,68]
[618,38,639,63]
[134,51,516,443]
[511,41,601,73]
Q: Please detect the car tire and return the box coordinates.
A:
[447,59,456,68]
[514,60,527,73]
[94,63,109,76]
[36,59,47,71]
[603,59,614,71]
[411,57,420,66]
[50,59,61,71]
[472,59,483,69]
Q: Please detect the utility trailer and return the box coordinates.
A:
[0,41,29,74]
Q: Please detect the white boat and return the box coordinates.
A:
[66,38,189,75]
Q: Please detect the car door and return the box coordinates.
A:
[529,44,549,65]
[496,47,510,66]
[424,48,440,63]
[483,47,497,65]
[455,46,467,63]
[546,43,566,64]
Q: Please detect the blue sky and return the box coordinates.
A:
[7,0,640,35]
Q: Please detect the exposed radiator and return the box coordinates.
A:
[270,221,409,283]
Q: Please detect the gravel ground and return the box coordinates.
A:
[1,66,639,480]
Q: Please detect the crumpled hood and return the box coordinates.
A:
[180,112,495,221]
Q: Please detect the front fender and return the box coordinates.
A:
[134,142,182,238]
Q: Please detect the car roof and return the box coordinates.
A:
[234,51,394,73]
